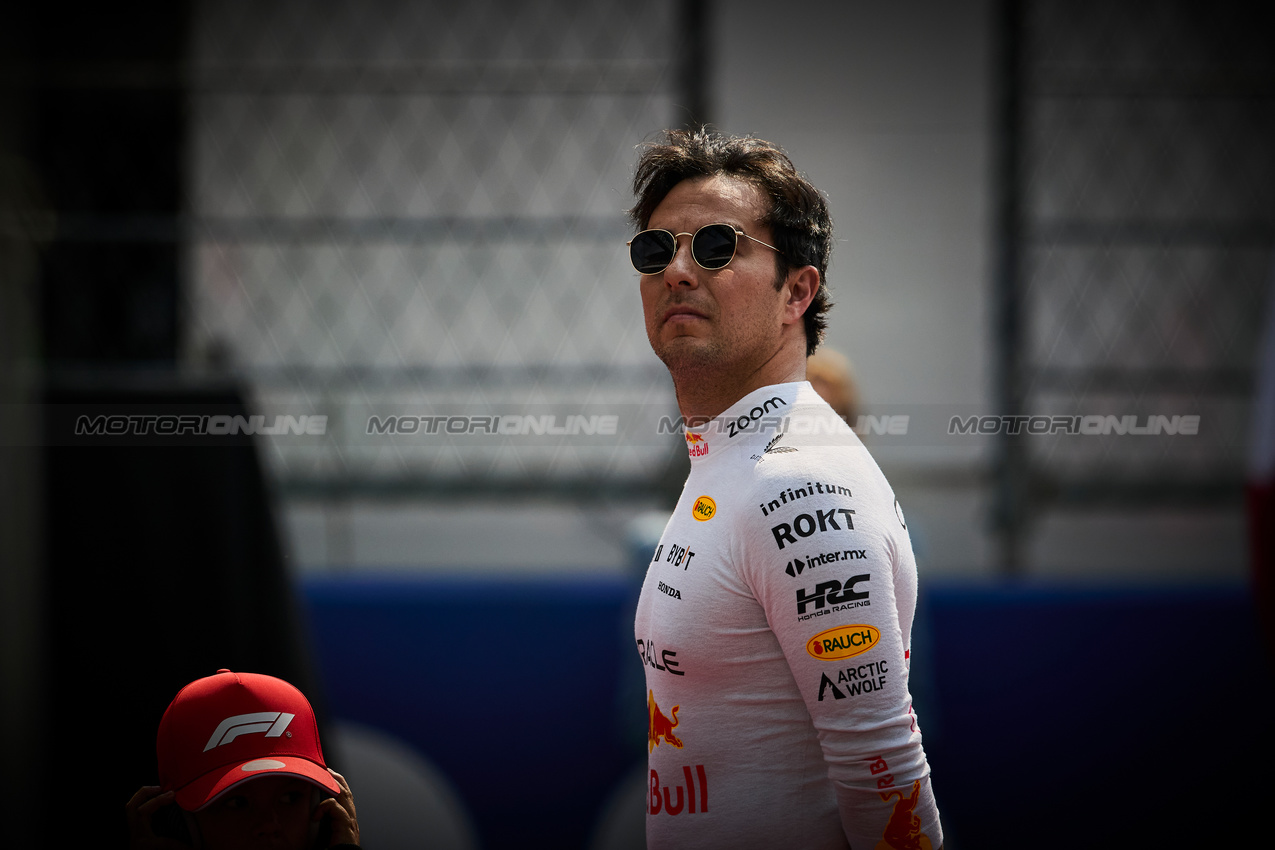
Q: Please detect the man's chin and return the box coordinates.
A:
[653,338,722,374]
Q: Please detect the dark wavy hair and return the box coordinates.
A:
[629,127,834,355]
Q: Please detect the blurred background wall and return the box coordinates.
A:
[2,0,1272,848]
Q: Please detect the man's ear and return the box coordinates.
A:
[782,265,820,326]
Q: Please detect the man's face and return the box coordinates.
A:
[639,175,791,380]
[192,776,315,850]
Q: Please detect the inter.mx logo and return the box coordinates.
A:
[785,548,867,577]
[205,712,295,751]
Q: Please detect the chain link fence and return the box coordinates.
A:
[995,0,1275,564]
[183,0,702,500]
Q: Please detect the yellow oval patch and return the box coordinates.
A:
[805,624,880,660]
[691,495,717,522]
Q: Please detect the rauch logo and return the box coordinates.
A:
[805,624,880,660]
[691,495,717,521]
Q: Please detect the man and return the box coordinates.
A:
[630,128,943,849]
[126,669,361,849]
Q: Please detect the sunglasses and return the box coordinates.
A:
[627,223,781,275]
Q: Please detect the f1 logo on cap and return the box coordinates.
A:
[204,711,295,752]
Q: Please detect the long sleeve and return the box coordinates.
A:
[636,382,942,850]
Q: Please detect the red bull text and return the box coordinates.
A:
[649,765,709,816]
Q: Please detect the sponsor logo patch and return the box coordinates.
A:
[726,396,787,438]
[878,780,934,849]
[204,712,295,751]
[649,765,709,816]
[771,507,857,549]
[762,431,798,456]
[652,541,696,570]
[817,659,889,701]
[691,495,717,521]
[805,624,880,660]
[758,481,852,517]
[637,639,684,676]
[797,574,871,616]
[648,690,683,752]
[785,549,867,577]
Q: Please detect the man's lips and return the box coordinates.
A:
[662,304,709,324]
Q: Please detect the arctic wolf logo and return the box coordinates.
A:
[648,690,683,753]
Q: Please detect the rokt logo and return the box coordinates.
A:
[771,507,857,549]
[691,495,716,521]
[805,624,880,660]
[204,712,295,751]
[648,690,683,752]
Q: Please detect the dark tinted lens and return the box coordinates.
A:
[630,230,676,274]
[692,224,738,269]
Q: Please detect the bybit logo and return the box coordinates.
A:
[204,712,295,751]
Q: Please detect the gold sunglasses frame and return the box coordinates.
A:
[627,223,781,275]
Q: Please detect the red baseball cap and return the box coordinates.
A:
[157,669,341,810]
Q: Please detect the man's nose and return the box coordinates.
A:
[663,233,699,288]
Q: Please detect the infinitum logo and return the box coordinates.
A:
[204,712,295,751]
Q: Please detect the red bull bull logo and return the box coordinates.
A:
[875,780,934,850]
[806,624,881,660]
[648,690,683,752]
[685,431,709,457]
[691,495,717,521]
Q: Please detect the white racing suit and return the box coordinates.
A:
[636,381,942,849]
